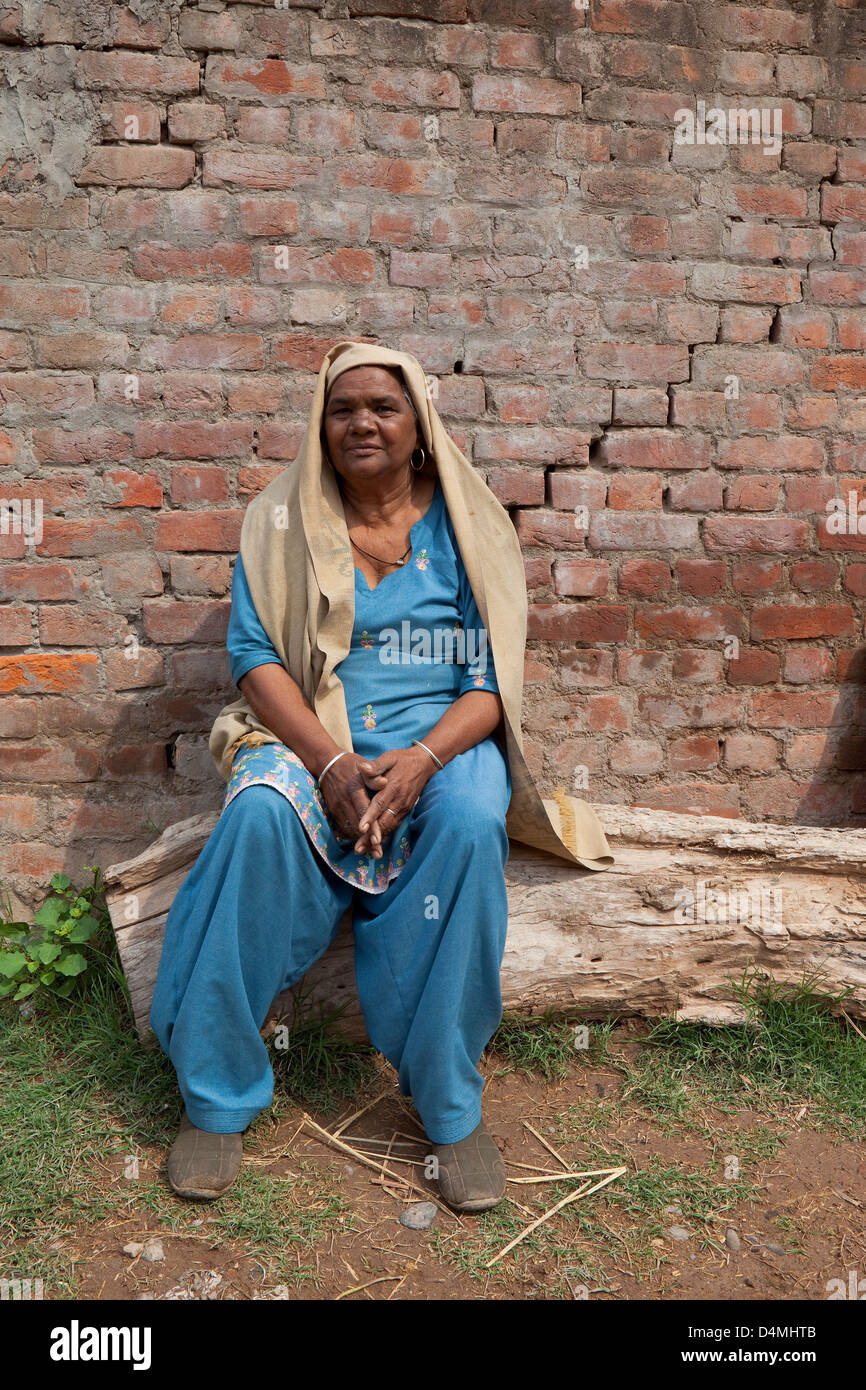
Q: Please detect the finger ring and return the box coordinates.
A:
[384,807,396,817]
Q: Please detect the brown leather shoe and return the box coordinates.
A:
[433,1119,506,1213]
[167,1110,243,1200]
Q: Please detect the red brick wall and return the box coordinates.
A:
[1,0,865,903]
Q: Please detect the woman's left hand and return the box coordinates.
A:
[353,746,435,857]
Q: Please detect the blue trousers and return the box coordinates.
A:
[149,738,511,1144]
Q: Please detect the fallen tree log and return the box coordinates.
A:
[103,805,866,1044]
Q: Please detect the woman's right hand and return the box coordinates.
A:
[317,753,389,856]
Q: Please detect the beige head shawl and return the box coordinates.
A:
[208,340,613,871]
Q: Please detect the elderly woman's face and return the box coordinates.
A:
[321,366,420,485]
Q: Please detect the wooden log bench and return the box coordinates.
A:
[103,806,866,1043]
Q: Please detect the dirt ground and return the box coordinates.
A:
[55,1023,865,1302]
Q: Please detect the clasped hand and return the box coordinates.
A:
[318,747,435,859]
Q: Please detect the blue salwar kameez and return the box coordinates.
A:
[150,479,513,1144]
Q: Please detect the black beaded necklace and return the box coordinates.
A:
[343,479,420,569]
[349,535,411,568]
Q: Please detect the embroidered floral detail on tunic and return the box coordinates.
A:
[362,703,376,729]
[472,673,487,687]
[414,547,430,571]
[360,630,375,649]
[223,742,412,894]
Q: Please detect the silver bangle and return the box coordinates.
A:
[318,750,348,782]
[412,738,444,771]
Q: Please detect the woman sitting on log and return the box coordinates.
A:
[149,341,612,1213]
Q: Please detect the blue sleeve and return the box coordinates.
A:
[455,542,500,698]
[226,553,285,687]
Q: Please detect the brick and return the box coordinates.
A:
[0,605,31,645]
[608,474,661,510]
[527,604,627,642]
[143,336,264,370]
[783,141,836,179]
[154,510,244,553]
[142,599,229,644]
[705,517,809,554]
[669,735,720,772]
[472,74,581,115]
[717,436,823,472]
[179,9,244,50]
[676,559,726,596]
[749,692,841,729]
[37,606,128,647]
[170,467,230,505]
[0,654,99,696]
[79,52,200,96]
[203,151,323,191]
[591,0,698,42]
[157,285,223,333]
[552,558,609,597]
[785,648,835,684]
[597,429,710,470]
[135,421,253,460]
[667,473,723,511]
[0,564,77,601]
[106,648,166,690]
[609,386,667,430]
[691,263,801,304]
[618,559,671,596]
[590,514,697,550]
[726,648,781,685]
[0,745,100,782]
[77,146,195,188]
[669,390,726,429]
[635,605,743,641]
[774,307,833,349]
[134,243,250,280]
[583,167,693,210]
[390,251,452,287]
[170,556,231,596]
[0,285,88,325]
[811,355,866,391]
[810,269,866,307]
[609,738,664,775]
[101,553,164,605]
[723,733,779,770]
[791,558,837,592]
[732,559,783,594]
[113,6,170,47]
[724,475,779,510]
[0,375,94,411]
[204,57,327,101]
[103,744,169,778]
[0,332,30,369]
[822,185,866,223]
[514,508,585,551]
[36,517,147,558]
[100,100,161,142]
[546,472,607,509]
[104,471,163,508]
[638,694,741,729]
[663,303,718,344]
[751,603,855,641]
[34,332,129,371]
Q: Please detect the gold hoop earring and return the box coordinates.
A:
[410,446,426,472]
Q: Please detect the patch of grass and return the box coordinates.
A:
[487,1011,617,1081]
[0,933,364,1297]
[432,1125,775,1292]
[611,969,866,1139]
[269,996,381,1116]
